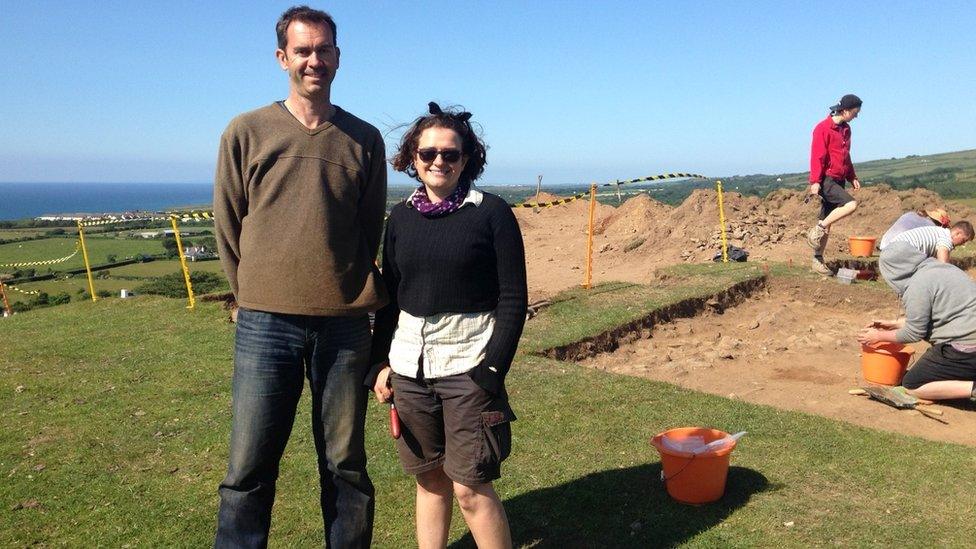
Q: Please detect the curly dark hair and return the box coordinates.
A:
[276,5,337,49]
[391,102,488,185]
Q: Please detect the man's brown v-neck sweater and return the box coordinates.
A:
[214,103,389,316]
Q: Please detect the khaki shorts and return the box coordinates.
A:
[390,371,515,485]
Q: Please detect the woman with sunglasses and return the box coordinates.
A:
[369,102,527,548]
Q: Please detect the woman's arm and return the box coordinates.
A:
[470,203,528,395]
[366,216,402,389]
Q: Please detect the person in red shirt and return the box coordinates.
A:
[806,94,862,275]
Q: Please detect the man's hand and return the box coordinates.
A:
[851,178,861,190]
[372,364,393,403]
[856,328,884,346]
[809,183,821,196]
[865,318,903,330]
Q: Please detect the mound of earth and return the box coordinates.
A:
[516,184,976,301]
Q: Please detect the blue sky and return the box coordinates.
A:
[1,0,974,185]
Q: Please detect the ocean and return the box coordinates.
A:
[0,182,216,221]
[0,182,543,221]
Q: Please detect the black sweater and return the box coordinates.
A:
[370,192,528,394]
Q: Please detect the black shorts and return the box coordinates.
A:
[902,343,976,389]
[390,371,515,485]
[819,178,855,220]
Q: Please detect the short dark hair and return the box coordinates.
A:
[276,5,337,50]
[952,221,974,240]
[391,104,488,185]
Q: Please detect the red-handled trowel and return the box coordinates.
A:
[389,401,401,439]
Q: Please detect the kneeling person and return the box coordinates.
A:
[882,221,973,264]
[859,246,976,401]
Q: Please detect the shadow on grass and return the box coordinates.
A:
[450,464,772,548]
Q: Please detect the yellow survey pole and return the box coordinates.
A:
[582,183,597,289]
[170,216,196,309]
[77,221,98,301]
[716,180,729,263]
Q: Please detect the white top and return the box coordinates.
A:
[388,309,496,379]
[388,184,494,379]
[890,226,953,257]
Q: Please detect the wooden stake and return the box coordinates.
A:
[0,279,12,317]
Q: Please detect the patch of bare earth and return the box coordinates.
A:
[578,277,976,447]
[517,185,976,303]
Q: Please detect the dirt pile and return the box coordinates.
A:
[514,184,975,300]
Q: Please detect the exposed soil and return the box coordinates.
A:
[516,185,975,302]
[517,185,976,445]
[577,277,976,447]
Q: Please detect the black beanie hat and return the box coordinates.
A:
[830,94,862,112]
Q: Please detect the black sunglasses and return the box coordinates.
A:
[416,148,462,163]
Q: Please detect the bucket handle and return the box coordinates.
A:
[660,452,697,484]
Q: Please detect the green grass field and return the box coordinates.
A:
[0,236,223,304]
[951,197,976,209]
[0,236,165,272]
[0,229,69,239]
[106,259,225,279]
[770,148,976,187]
[4,278,132,301]
[2,260,225,305]
[3,267,976,546]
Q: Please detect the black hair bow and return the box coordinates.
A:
[428,101,472,122]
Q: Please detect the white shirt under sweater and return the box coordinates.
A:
[387,186,496,379]
[890,226,953,257]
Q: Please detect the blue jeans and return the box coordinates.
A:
[215,308,374,548]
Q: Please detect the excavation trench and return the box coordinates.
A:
[537,276,768,362]
[558,276,976,447]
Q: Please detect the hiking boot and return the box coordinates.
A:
[811,257,833,276]
[806,224,827,248]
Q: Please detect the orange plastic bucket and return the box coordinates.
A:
[861,342,914,385]
[650,427,735,504]
[849,236,877,257]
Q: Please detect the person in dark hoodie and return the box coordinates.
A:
[857,241,976,401]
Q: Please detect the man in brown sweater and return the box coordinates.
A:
[212,6,387,548]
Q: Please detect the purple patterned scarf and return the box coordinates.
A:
[410,181,471,218]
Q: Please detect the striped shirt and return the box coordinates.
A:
[890,226,953,257]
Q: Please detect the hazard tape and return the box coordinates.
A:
[167,210,214,222]
[511,192,589,208]
[509,172,708,209]
[78,216,157,227]
[5,284,39,296]
[78,209,216,226]
[0,241,81,268]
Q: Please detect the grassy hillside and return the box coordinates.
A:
[3,271,976,546]
[581,149,976,206]
[720,149,976,202]
[0,236,165,272]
